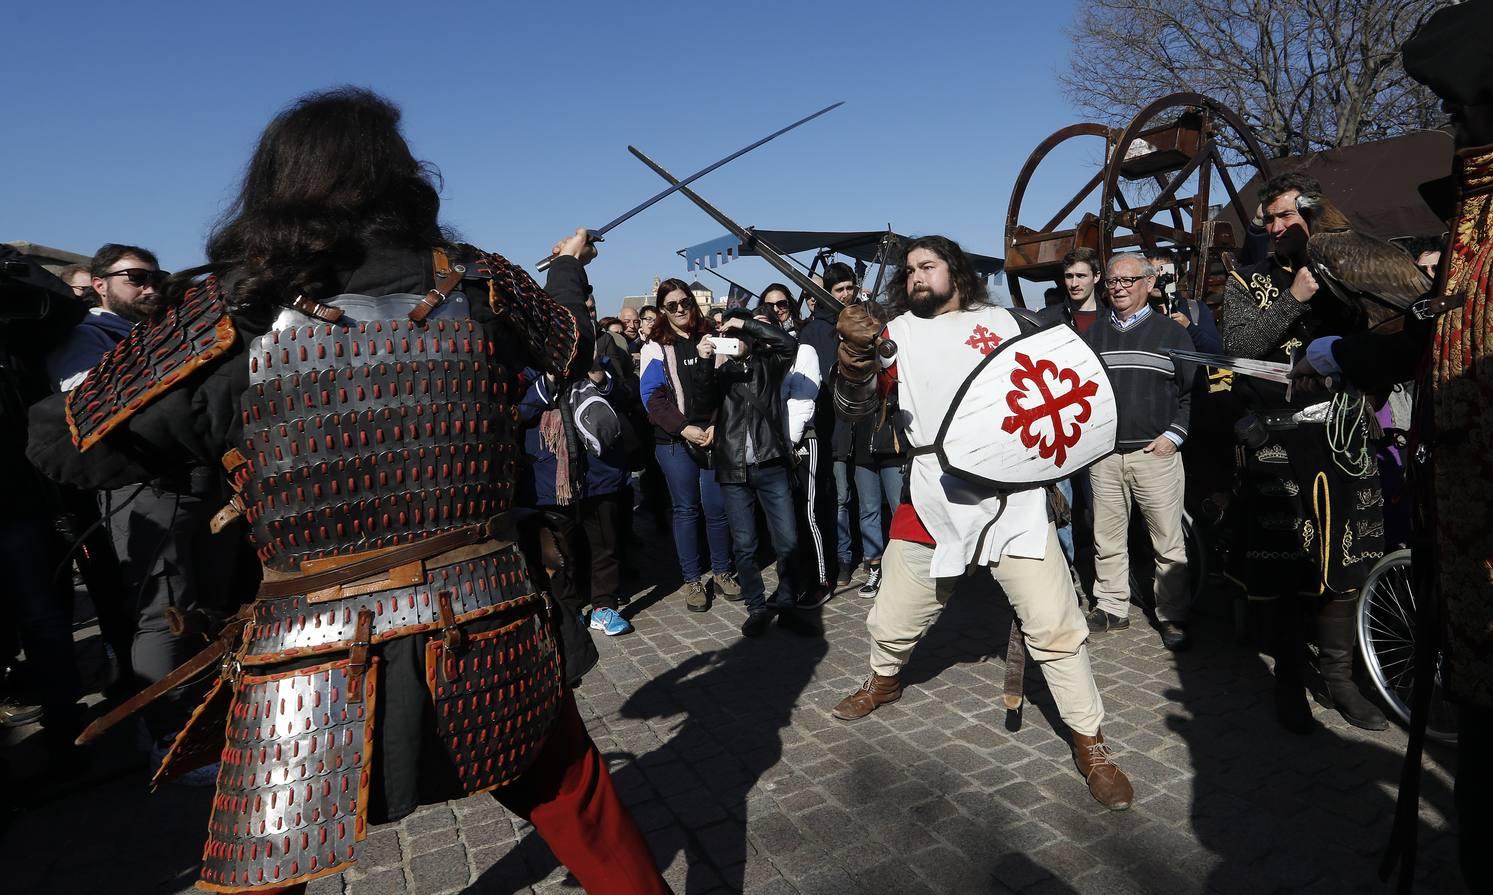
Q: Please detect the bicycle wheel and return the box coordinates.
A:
[1356,549,1458,745]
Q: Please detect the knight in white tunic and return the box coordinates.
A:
[829,235,1134,811]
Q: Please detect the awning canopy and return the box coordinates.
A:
[682,228,1005,278]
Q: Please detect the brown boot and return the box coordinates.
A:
[1071,730,1133,811]
[831,673,901,721]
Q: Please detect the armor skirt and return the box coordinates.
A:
[157,540,564,893]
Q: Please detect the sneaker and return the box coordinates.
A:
[0,699,43,728]
[1085,608,1130,633]
[588,607,634,636]
[836,565,855,589]
[684,579,710,612]
[858,564,883,598]
[712,571,742,601]
[1159,622,1189,652]
[795,582,834,609]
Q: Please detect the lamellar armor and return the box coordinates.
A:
[66,247,578,892]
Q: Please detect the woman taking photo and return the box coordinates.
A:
[639,279,738,610]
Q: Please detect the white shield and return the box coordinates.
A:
[932,323,1118,488]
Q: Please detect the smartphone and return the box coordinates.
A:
[712,336,744,357]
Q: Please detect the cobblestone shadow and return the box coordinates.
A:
[472,610,828,893]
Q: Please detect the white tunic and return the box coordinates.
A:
[885,305,1050,577]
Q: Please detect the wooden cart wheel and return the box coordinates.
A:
[1099,92,1272,302]
[1003,123,1115,308]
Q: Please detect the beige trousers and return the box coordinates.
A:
[1089,449,1189,623]
[866,527,1104,736]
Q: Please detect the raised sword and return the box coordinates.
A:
[534,101,844,271]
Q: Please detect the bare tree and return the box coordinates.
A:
[1063,0,1449,159]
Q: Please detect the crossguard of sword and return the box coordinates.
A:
[535,231,604,273]
[875,336,898,369]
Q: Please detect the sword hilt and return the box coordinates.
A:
[535,231,603,273]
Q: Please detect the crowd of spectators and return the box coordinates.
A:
[0,181,1431,789]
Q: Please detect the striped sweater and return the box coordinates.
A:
[1084,309,1195,452]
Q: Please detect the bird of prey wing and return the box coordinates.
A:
[1307,229,1432,323]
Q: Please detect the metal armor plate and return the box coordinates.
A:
[198,658,376,893]
[237,292,516,572]
[241,542,535,663]
[424,604,563,794]
[933,324,1119,488]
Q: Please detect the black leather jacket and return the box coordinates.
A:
[710,318,798,484]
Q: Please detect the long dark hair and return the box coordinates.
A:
[201,87,447,313]
[649,278,711,345]
[758,282,799,322]
[885,235,989,314]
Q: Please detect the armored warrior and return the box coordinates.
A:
[27,89,669,895]
[1219,173,1389,734]
[829,235,1134,811]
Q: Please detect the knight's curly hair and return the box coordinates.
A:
[189,87,450,314]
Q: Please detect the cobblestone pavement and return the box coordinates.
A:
[2,521,1466,895]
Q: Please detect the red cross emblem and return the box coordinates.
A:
[964,324,1002,355]
[999,352,1098,467]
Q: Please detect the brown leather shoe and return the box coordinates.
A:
[1071,730,1133,811]
[831,673,901,721]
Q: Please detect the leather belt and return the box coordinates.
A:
[257,516,507,599]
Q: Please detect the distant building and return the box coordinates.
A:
[6,241,91,274]
[618,275,731,316]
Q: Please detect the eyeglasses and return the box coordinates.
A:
[100,268,165,288]
[662,300,693,313]
[1105,275,1150,290]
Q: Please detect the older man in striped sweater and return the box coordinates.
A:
[1083,254,1195,650]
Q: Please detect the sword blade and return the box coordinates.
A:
[536,101,844,271]
[1166,349,1293,383]
[627,145,844,314]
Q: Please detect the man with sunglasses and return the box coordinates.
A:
[46,243,246,784]
[1082,255,1194,650]
[47,244,165,391]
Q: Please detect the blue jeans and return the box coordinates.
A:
[1054,471,1092,569]
[720,461,799,612]
[852,464,903,565]
[832,460,854,566]
[655,442,731,582]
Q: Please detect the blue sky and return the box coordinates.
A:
[2,0,1093,314]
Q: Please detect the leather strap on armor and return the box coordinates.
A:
[408,248,466,323]
[256,517,506,598]
[75,608,253,745]
[346,610,374,704]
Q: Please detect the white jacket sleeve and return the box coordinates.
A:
[781,343,821,445]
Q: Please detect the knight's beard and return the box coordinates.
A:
[908,285,953,318]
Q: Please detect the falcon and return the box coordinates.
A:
[1297,193,1433,327]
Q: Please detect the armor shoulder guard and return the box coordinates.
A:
[460,246,580,376]
[65,276,236,451]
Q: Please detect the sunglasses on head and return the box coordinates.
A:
[662,300,693,313]
[101,268,166,287]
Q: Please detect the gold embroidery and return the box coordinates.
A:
[1249,272,1279,309]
